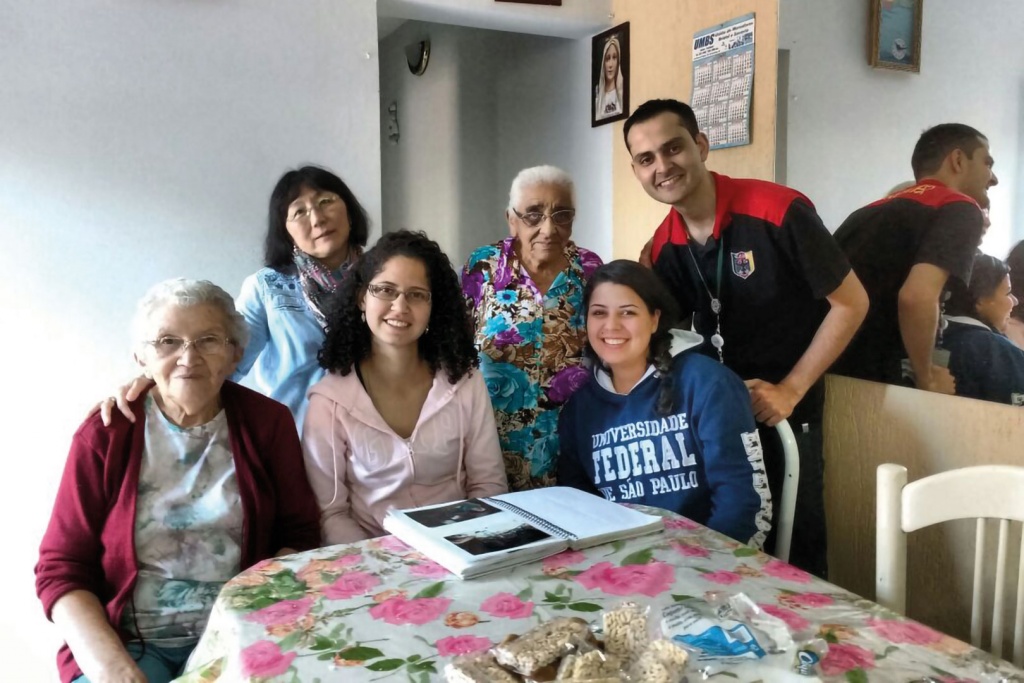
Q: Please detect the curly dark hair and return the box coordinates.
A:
[318,230,478,382]
[582,260,680,416]
[264,165,370,273]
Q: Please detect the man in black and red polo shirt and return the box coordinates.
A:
[625,99,868,578]
[833,124,998,393]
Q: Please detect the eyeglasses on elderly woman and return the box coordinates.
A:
[511,207,576,228]
[145,334,237,358]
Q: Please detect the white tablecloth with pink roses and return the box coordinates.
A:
[175,507,1022,682]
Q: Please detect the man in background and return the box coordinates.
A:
[833,123,997,393]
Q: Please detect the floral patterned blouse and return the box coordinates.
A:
[461,237,602,491]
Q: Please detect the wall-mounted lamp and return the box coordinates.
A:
[405,40,430,76]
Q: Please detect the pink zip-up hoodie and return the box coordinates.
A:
[302,368,508,545]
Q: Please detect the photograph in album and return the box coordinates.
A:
[405,499,503,528]
[383,487,664,579]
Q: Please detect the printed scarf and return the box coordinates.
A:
[293,246,358,330]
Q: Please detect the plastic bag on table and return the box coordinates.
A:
[444,651,520,682]
[552,649,624,682]
[598,602,652,663]
[704,590,797,652]
[492,616,597,679]
[660,599,772,679]
[622,638,690,683]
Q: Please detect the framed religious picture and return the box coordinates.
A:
[591,22,630,127]
[869,0,923,72]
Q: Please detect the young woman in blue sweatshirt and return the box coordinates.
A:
[558,260,772,548]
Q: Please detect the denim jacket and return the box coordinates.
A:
[234,267,326,429]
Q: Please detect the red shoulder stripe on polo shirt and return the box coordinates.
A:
[650,174,812,264]
[865,181,979,210]
[715,174,813,230]
[651,208,686,264]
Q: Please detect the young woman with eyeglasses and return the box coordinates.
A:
[303,230,508,544]
[98,166,368,430]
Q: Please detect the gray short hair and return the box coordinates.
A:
[507,165,576,212]
[131,278,250,352]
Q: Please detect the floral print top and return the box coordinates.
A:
[461,237,602,491]
[121,397,243,646]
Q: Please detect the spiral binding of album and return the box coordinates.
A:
[485,497,578,542]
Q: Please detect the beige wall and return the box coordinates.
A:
[610,0,779,259]
[824,375,1024,650]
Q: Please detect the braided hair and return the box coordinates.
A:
[582,260,681,416]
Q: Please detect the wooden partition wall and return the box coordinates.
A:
[824,374,1024,649]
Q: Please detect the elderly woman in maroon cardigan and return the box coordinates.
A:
[36,278,321,683]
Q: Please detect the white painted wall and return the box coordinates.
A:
[494,31,614,262]
[380,22,495,263]
[779,0,1023,256]
[0,1,380,679]
[380,22,613,268]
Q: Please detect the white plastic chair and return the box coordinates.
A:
[770,420,800,563]
[876,463,1024,666]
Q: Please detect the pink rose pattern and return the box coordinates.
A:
[409,560,451,578]
[240,640,297,678]
[673,541,710,558]
[334,553,363,568]
[369,596,452,625]
[377,535,411,553]
[869,618,943,645]
[480,592,534,619]
[782,591,834,608]
[759,603,811,633]
[761,559,812,583]
[575,561,674,597]
[664,517,700,530]
[205,509,1014,683]
[244,598,313,626]
[323,571,381,600]
[701,570,743,585]
[436,635,492,657]
[543,549,587,570]
[821,642,876,676]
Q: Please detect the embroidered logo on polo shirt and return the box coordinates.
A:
[731,251,755,279]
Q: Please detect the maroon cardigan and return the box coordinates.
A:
[35,382,322,683]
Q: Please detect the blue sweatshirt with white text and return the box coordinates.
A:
[557,338,772,548]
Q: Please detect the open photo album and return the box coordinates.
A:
[382,487,664,579]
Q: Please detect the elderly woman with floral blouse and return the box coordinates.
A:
[462,166,603,491]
